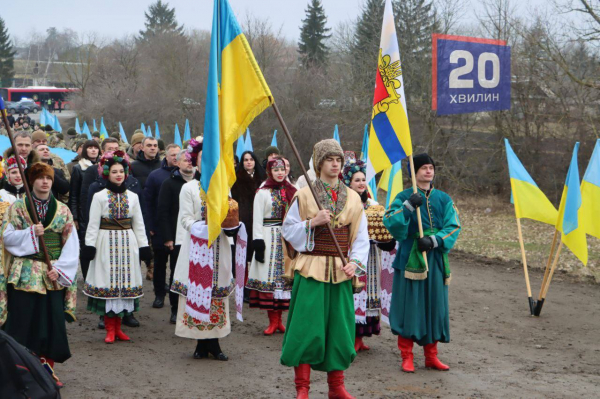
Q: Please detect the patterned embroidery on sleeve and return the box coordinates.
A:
[350,258,367,276]
[305,220,315,251]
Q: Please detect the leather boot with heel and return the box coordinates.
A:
[397,336,415,373]
[327,370,354,399]
[294,363,311,399]
[424,342,449,371]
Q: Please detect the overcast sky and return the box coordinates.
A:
[3,0,559,44]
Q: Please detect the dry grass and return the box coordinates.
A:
[452,195,600,283]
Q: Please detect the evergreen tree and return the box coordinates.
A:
[138,0,184,42]
[0,17,16,87]
[298,0,331,68]
[351,0,386,100]
[393,0,439,101]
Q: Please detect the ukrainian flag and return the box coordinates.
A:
[360,124,377,201]
[505,139,558,225]
[201,0,274,243]
[556,143,587,265]
[581,139,600,239]
[366,0,412,180]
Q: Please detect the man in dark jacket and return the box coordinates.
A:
[131,137,161,189]
[36,144,70,201]
[144,144,180,310]
[157,150,199,323]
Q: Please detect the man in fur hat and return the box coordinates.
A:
[280,139,370,398]
[0,162,79,386]
[383,153,461,373]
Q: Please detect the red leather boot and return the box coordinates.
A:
[397,336,415,373]
[424,342,449,371]
[276,310,286,333]
[354,336,370,352]
[104,316,115,344]
[327,370,355,399]
[114,317,131,341]
[294,363,311,399]
[263,310,278,335]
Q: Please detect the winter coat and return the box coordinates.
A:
[157,169,200,245]
[79,164,101,231]
[69,158,96,223]
[131,150,161,189]
[231,168,264,261]
[143,158,178,246]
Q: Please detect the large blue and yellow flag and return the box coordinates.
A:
[581,139,600,239]
[556,142,587,265]
[201,0,274,243]
[366,0,412,181]
[505,139,558,225]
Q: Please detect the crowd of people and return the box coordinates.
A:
[0,120,461,398]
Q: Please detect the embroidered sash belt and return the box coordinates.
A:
[100,217,132,230]
[263,218,283,226]
[24,231,62,261]
[302,225,350,257]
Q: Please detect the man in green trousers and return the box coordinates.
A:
[383,153,461,373]
[281,139,369,399]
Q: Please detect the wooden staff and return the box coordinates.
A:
[535,238,564,316]
[408,155,429,271]
[0,100,58,290]
[271,103,347,264]
[534,229,559,316]
[515,217,535,315]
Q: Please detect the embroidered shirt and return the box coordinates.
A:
[32,194,50,220]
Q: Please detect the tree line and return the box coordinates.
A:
[2,0,599,201]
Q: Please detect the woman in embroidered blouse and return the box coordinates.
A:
[247,157,296,335]
[82,151,151,344]
[342,158,396,353]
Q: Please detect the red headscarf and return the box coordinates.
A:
[261,157,297,206]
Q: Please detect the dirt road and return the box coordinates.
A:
[59,252,599,398]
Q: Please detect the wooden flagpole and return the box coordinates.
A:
[408,154,429,270]
[535,239,564,316]
[0,102,58,290]
[271,103,347,265]
[534,229,559,316]
[515,217,535,315]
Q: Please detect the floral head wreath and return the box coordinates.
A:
[186,137,203,167]
[341,159,367,187]
[98,150,131,179]
[6,154,27,172]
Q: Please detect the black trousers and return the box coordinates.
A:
[152,244,180,311]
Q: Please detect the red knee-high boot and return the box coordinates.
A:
[397,336,415,373]
[115,317,131,341]
[294,364,311,399]
[327,370,355,399]
[263,310,278,335]
[276,310,286,333]
[354,336,370,352]
[104,316,116,344]
[424,342,449,371]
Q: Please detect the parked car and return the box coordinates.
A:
[6,100,41,115]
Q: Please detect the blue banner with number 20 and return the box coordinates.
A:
[432,34,511,115]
